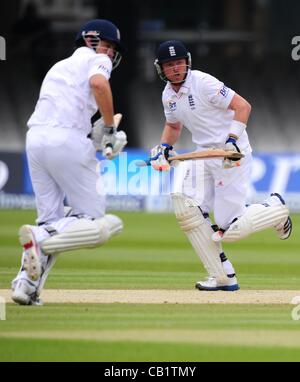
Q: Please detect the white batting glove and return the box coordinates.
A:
[223,136,242,169]
[101,129,128,159]
[90,117,106,151]
[150,143,177,171]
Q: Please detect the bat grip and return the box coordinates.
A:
[104,143,113,158]
[135,159,152,167]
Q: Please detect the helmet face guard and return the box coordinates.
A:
[154,40,192,83]
[81,31,122,70]
[76,19,123,70]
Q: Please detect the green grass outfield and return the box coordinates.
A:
[0,210,300,362]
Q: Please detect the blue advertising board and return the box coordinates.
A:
[0,150,299,212]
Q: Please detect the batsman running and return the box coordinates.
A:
[150,40,292,291]
[11,19,128,305]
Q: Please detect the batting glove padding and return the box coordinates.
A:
[90,115,127,158]
[150,143,174,171]
[223,136,242,169]
[101,129,127,159]
[91,117,106,151]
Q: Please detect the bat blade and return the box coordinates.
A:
[168,149,244,162]
[135,149,244,167]
[113,113,123,127]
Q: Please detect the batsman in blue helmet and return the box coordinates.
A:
[11,19,127,306]
[75,19,124,69]
[154,40,192,84]
[150,40,292,292]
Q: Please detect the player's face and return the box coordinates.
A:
[84,32,117,62]
[96,40,117,62]
[162,59,188,84]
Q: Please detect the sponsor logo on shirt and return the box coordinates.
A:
[98,64,110,76]
[168,101,177,111]
[219,85,229,98]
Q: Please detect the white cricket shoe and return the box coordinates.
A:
[276,217,292,240]
[195,276,240,292]
[19,225,42,281]
[269,193,293,240]
[11,278,43,306]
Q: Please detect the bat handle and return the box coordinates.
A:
[104,143,113,159]
[144,160,151,166]
[135,159,151,167]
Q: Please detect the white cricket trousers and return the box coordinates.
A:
[174,153,253,230]
[26,126,105,224]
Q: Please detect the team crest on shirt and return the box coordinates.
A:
[188,95,196,110]
[168,101,177,111]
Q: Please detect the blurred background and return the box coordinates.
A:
[0,0,299,211]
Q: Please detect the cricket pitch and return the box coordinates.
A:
[1,289,299,304]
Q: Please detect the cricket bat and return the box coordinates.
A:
[135,149,244,167]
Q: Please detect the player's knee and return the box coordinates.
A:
[41,214,123,255]
[213,212,231,232]
[171,193,207,233]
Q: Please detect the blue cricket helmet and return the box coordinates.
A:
[156,40,189,63]
[75,19,123,53]
[75,19,124,69]
[154,40,192,83]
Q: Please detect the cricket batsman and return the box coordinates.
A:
[11,19,127,305]
[150,40,292,291]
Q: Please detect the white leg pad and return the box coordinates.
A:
[172,193,228,284]
[41,215,123,255]
[220,204,289,242]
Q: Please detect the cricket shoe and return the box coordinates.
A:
[269,193,293,240]
[19,225,42,281]
[195,276,240,292]
[11,278,43,306]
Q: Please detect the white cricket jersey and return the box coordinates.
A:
[162,70,252,153]
[27,47,112,135]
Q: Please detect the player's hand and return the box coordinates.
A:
[101,129,127,159]
[223,136,242,169]
[150,143,174,171]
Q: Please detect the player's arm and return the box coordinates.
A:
[224,93,252,167]
[160,121,183,146]
[89,74,127,158]
[228,93,251,131]
[90,73,114,126]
